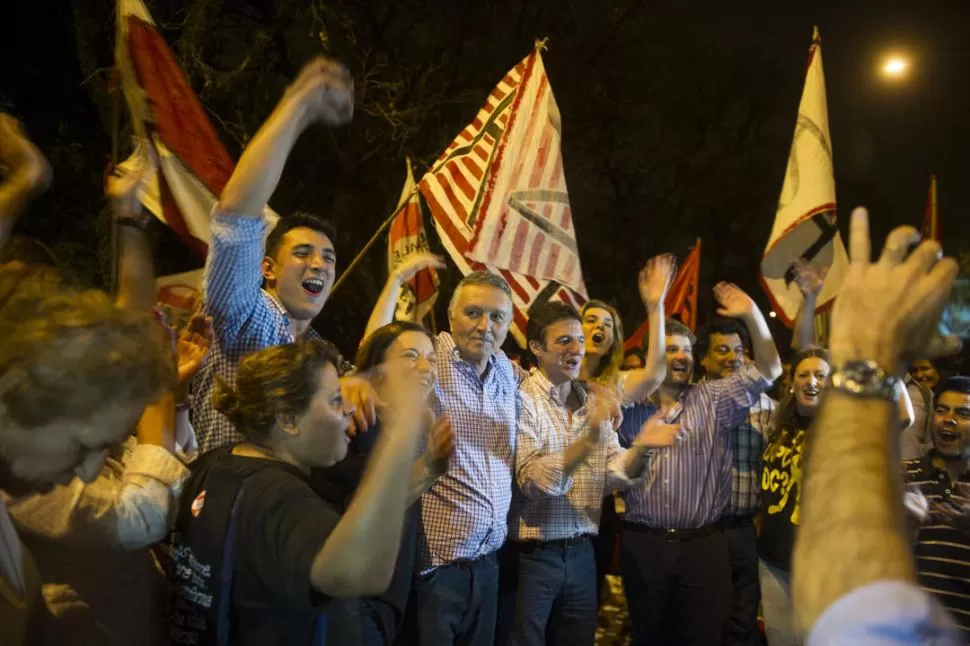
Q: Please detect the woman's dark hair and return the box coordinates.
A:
[355,321,433,372]
[213,340,340,443]
[766,346,831,448]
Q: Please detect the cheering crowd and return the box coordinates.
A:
[1,57,968,646]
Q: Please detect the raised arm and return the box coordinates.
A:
[714,282,783,383]
[0,114,52,248]
[219,58,353,217]
[363,252,445,339]
[204,58,353,332]
[621,254,674,404]
[310,371,426,597]
[791,259,825,350]
[792,208,962,640]
[109,142,156,311]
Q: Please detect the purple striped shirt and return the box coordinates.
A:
[618,363,771,529]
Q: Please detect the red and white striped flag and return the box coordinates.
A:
[922,174,940,243]
[760,27,848,327]
[388,158,439,322]
[419,43,587,345]
[115,0,276,313]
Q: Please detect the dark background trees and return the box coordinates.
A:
[4,0,968,357]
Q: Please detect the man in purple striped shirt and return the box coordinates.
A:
[617,282,782,646]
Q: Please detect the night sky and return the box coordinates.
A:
[2,0,968,351]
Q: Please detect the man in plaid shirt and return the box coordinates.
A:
[699,320,778,646]
[364,269,522,646]
[508,302,678,646]
[191,57,375,452]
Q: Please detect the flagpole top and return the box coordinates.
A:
[534,38,549,52]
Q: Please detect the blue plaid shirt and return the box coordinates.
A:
[418,333,518,572]
[191,209,321,453]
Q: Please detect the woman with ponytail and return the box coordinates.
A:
[167,340,428,646]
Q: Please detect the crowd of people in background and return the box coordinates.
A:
[1,56,968,646]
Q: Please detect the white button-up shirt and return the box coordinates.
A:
[510,369,642,542]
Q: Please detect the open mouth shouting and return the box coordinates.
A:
[562,355,582,375]
[670,360,690,380]
[939,428,962,444]
[800,385,820,404]
[591,331,606,345]
[302,277,326,297]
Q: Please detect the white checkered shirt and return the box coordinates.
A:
[190,209,321,452]
[419,333,518,572]
[510,370,640,542]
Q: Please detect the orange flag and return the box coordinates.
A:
[624,239,701,351]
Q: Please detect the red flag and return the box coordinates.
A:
[388,159,439,322]
[116,0,277,318]
[624,240,701,351]
[921,174,940,242]
[419,42,587,346]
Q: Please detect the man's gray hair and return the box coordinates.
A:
[448,271,513,312]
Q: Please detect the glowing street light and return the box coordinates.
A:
[881,55,910,79]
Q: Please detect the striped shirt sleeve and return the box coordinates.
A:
[706,363,773,434]
[202,208,268,340]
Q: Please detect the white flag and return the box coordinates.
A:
[761,27,848,326]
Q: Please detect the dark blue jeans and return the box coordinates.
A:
[414,552,499,646]
[509,538,597,646]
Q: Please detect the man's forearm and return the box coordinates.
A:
[311,422,420,596]
[219,99,311,216]
[742,309,783,381]
[620,446,650,480]
[622,304,666,404]
[793,293,818,350]
[792,391,915,635]
[115,224,156,311]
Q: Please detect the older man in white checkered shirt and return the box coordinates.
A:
[362,268,520,646]
[507,301,679,646]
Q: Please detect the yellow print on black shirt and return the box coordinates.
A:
[762,429,806,526]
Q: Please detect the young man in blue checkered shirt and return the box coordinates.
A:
[190,57,377,452]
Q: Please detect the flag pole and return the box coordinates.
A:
[330,182,421,296]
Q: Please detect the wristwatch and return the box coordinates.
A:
[116,210,154,232]
[829,360,901,403]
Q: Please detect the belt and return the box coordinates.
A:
[622,521,721,542]
[450,552,493,569]
[516,533,593,551]
[719,514,757,529]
